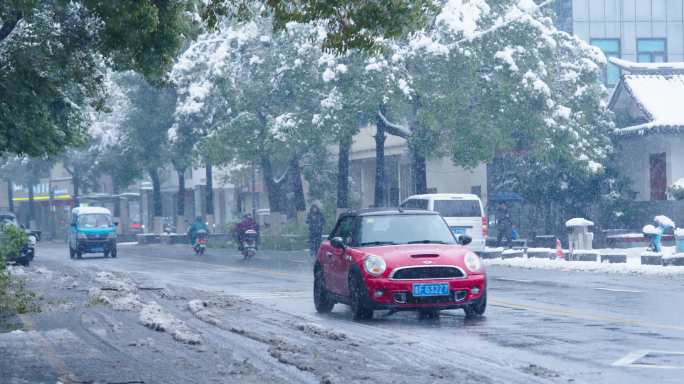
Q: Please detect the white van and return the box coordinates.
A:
[400,194,486,253]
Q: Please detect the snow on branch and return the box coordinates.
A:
[377,109,410,138]
[451,0,556,47]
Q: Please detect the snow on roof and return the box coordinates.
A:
[565,218,594,227]
[609,57,684,73]
[609,59,684,136]
[72,207,112,215]
[408,193,481,200]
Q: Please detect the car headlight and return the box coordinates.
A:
[363,255,387,277]
[464,252,482,273]
[77,233,87,239]
[27,235,37,247]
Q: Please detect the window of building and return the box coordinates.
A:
[637,39,667,63]
[591,38,621,86]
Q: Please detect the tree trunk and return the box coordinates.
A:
[410,148,428,194]
[176,169,185,217]
[205,164,214,216]
[112,182,121,218]
[408,95,427,194]
[260,156,285,213]
[290,158,306,213]
[374,109,387,207]
[7,181,13,212]
[72,169,80,207]
[148,169,162,217]
[337,135,352,209]
[27,183,35,226]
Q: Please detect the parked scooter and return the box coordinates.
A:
[241,229,258,260]
[194,229,208,256]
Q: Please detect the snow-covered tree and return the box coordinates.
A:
[172,18,334,216]
[366,0,614,196]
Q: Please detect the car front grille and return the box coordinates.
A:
[87,234,107,240]
[390,266,465,280]
[399,290,468,305]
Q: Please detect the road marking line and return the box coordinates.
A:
[613,350,684,369]
[490,299,684,333]
[594,287,643,293]
[494,277,534,283]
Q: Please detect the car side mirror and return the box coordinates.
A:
[330,237,345,249]
[113,220,119,227]
[456,234,472,246]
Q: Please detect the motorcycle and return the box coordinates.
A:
[241,229,258,260]
[194,229,208,256]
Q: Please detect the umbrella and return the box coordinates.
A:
[490,192,524,203]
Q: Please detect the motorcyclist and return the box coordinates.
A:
[188,216,208,246]
[235,214,258,251]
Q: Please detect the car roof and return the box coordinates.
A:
[72,206,112,215]
[345,208,440,217]
[405,193,481,201]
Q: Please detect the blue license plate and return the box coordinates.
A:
[451,227,466,235]
[412,283,449,297]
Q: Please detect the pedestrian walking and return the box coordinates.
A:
[496,202,513,248]
[306,204,325,258]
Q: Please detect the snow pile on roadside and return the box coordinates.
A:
[187,300,221,326]
[675,228,684,237]
[140,303,201,345]
[94,271,136,292]
[484,257,684,276]
[89,270,202,344]
[6,265,28,277]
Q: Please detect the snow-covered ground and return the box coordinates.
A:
[484,246,684,276]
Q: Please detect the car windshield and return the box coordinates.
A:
[358,214,456,246]
[433,200,481,217]
[78,214,112,229]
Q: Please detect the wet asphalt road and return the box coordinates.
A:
[26,242,684,383]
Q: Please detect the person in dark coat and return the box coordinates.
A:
[306,204,326,258]
[496,202,513,248]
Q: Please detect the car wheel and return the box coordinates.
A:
[69,247,75,259]
[76,251,82,260]
[464,291,487,318]
[18,259,29,267]
[313,267,334,313]
[348,272,373,321]
[111,247,117,258]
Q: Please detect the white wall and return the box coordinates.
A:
[615,134,684,200]
[427,158,488,205]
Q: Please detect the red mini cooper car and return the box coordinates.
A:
[313,209,487,320]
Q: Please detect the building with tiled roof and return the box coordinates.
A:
[609,57,684,200]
